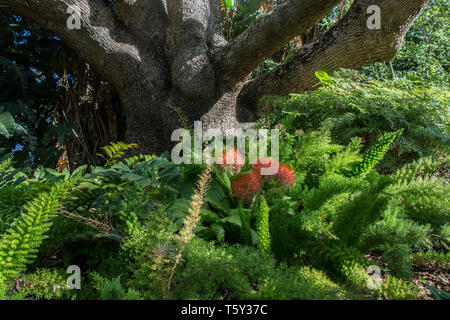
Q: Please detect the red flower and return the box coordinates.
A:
[252,158,296,187]
[231,172,261,204]
[218,148,244,174]
[276,165,296,187]
[252,157,279,178]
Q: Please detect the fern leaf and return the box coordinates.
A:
[96,142,138,167]
[0,179,74,281]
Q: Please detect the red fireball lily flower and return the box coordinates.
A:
[252,158,296,187]
[218,148,244,174]
[231,172,261,204]
[276,165,296,187]
[252,157,279,178]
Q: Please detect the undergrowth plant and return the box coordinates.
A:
[259,70,449,172]
[1,79,448,301]
[0,179,75,281]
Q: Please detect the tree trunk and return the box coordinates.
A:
[0,0,430,155]
[120,80,252,154]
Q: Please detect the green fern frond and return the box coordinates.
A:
[96,142,138,167]
[0,154,14,187]
[125,154,154,167]
[0,157,12,175]
[0,179,74,281]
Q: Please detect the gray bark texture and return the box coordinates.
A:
[0,0,429,154]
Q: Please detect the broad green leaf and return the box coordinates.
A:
[210,223,225,241]
[201,209,220,223]
[221,214,242,227]
[0,112,15,138]
[315,71,330,82]
[224,0,234,9]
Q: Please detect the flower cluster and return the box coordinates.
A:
[253,157,296,186]
[231,172,262,204]
[252,157,278,179]
[227,152,296,204]
[275,165,296,187]
[217,148,245,174]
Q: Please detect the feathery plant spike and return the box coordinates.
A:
[344,129,404,178]
[0,179,75,281]
[179,166,212,245]
[166,165,212,297]
[254,195,271,253]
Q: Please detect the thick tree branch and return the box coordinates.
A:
[0,0,136,89]
[167,0,216,101]
[209,0,227,47]
[113,0,169,45]
[238,0,429,117]
[214,0,341,89]
[0,0,171,102]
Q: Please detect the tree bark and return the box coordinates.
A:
[0,0,429,154]
[213,0,342,89]
[238,0,430,116]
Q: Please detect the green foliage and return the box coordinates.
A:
[427,285,450,300]
[12,269,74,300]
[276,129,355,188]
[260,70,449,172]
[239,204,252,245]
[339,260,369,291]
[0,179,74,281]
[343,130,403,178]
[0,14,78,166]
[89,273,143,300]
[0,152,75,233]
[254,196,271,253]
[412,251,450,265]
[361,0,449,85]
[167,166,243,242]
[96,142,138,167]
[2,131,445,300]
[377,276,419,300]
[397,176,449,230]
[255,266,347,300]
[134,231,348,300]
[263,127,448,281]
[0,276,7,300]
[0,185,33,233]
[120,212,178,298]
[120,211,350,300]
[221,0,267,40]
[0,110,26,138]
[173,239,269,299]
[0,1,448,302]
